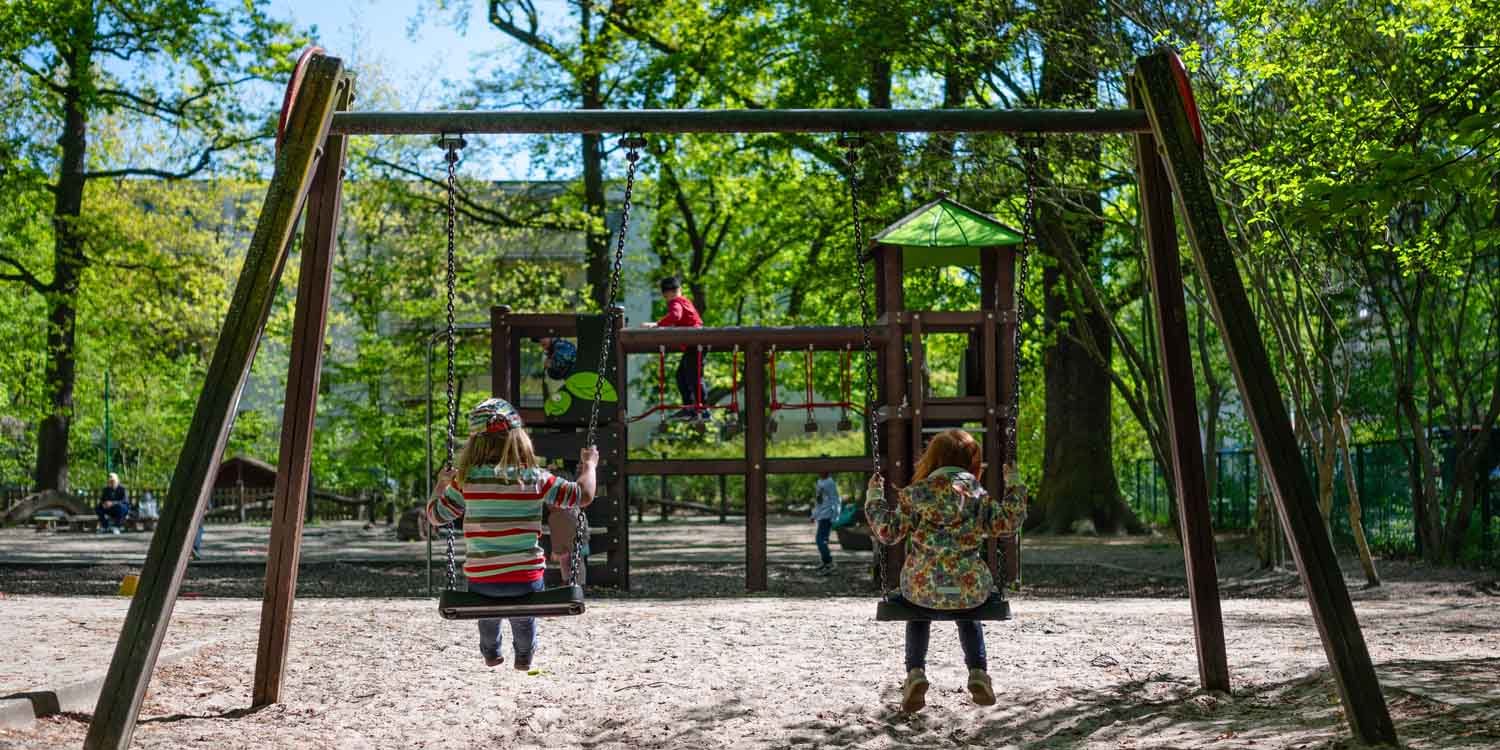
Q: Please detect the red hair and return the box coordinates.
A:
[911,429,983,481]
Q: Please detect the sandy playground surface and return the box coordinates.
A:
[2,591,1497,750]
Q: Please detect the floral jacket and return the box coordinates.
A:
[865,467,1026,610]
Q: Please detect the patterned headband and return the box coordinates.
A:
[467,397,524,437]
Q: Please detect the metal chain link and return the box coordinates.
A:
[575,136,644,587]
[842,135,891,598]
[439,134,465,591]
[1009,138,1039,485]
[997,136,1041,595]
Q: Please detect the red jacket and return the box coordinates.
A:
[657,296,702,328]
[656,296,702,352]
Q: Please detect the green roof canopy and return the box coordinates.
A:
[871,195,1023,268]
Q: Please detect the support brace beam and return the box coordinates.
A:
[1131,74,1230,693]
[84,53,347,750]
[1136,49,1396,746]
[253,77,353,707]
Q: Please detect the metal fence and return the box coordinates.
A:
[1126,437,1496,557]
[3,485,398,524]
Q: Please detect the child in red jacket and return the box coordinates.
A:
[641,276,707,420]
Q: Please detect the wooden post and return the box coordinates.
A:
[1130,81,1230,693]
[719,474,728,522]
[83,55,346,750]
[1136,50,1395,745]
[659,476,669,521]
[237,480,247,523]
[491,305,512,401]
[744,342,768,590]
[611,307,630,591]
[909,314,926,456]
[879,247,909,579]
[252,84,350,706]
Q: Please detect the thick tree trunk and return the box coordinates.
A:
[580,4,610,309]
[1030,0,1139,535]
[35,30,91,493]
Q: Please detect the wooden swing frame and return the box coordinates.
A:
[83,49,1398,749]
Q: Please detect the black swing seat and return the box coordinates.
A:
[875,592,1011,622]
[438,585,586,620]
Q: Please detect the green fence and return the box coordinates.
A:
[1126,437,1496,558]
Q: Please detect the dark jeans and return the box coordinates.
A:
[96,503,129,529]
[899,595,988,672]
[674,350,706,412]
[814,519,833,565]
[471,578,544,660]
[192,522,205,555]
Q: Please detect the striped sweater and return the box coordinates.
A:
[427,465,582,584]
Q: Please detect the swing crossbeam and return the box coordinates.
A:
[329,108,1152,136]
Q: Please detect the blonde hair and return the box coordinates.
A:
[453,429,538,486]
[911,429,983,482]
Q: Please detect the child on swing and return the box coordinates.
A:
[865,428,1025,714]
[427,398,599,670]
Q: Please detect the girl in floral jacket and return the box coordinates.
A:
[865,428,1025,713]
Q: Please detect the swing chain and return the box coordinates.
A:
[440,133,466,592]
[1008,138,1040,490]
[577,135,644,587]
[841,134,891,598]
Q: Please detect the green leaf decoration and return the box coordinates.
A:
[544,389,573,417]
[564,371,617,402]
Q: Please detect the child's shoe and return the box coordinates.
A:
[967,668,996,706]
[514,650,534,671]
[900,668,929,714]
[483,654,505,668]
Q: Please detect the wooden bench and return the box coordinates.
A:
[68,514,100,533]
[33,515,66,532]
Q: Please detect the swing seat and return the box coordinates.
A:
[803,419,819,433]
[836,417,854,432]
[875,592,1010,622]
[438,585,586,620]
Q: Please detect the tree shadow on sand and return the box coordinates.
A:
[762,657,1500,749]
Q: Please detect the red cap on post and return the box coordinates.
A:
[276,46,327,154]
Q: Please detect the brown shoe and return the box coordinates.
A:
[514,651,534,671]
[967,668,996,706]
[900,668,929,714]
[484,654,505,668]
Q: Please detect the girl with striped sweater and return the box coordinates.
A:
[427,398,599,670]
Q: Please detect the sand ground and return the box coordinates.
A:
[2,593,1498,749]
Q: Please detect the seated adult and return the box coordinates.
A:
[96,472,130,534]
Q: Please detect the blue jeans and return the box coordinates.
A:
[96,503,129,530]
[470,579,543,660]
[896,595,989,672]
[814,519,833,565]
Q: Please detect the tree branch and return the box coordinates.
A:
[0,253,50,293]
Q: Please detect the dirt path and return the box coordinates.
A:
[2,595,1496,749]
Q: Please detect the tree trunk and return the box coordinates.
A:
[579,4,610,309]
[1336,413,1380,587]
[1315,426,1337,546]
[35,23,92,493]
[1031,0,1139,535]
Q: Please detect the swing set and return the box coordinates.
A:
[84,47,1398,750]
